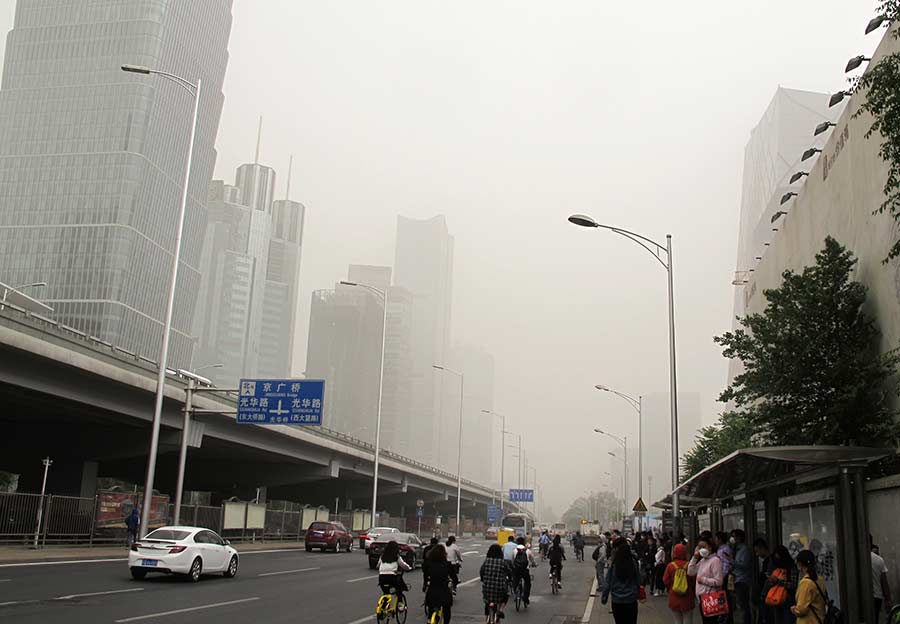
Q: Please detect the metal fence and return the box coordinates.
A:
[0,492,43,544]
[42,495,95,544]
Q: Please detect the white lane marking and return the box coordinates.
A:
[0,579,10,582]
[55,588,144,600]
[114,597,260,622]
[344,616,375,624]
[257,566,320,577]
[0,558,126,568]
[581,577,598,623]
[457,576,481,587]
[236,548,309,555]
[463,551,479,555]
[0,599,38,607]
[345,574,378,583]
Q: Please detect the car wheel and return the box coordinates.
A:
[346,540,353,553]
[223,555,238,578]
[130,568,147,580]
[187,557,202,582]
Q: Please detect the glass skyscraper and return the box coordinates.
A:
[0,1,232,367]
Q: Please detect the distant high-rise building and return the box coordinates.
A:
[0,0,232,367]
[394,216,454,465]
[729,88,841,386]
[306,279,384,440]
[444,345,495,484]
[193,155,304,387]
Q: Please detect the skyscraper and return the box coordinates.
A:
[394,215,454,465]
[193,153,305,388]
[0,1,232,367]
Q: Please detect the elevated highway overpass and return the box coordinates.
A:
[0,302,522,522]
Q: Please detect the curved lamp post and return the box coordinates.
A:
[569,214,681,533]
[122,64,201,537]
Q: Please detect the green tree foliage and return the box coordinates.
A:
[681,411,754,480]
[715,237,899,446]
[561,490,620,528]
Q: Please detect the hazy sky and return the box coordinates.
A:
[0,1,879,517]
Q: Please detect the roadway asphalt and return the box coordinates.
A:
[0,538,598,623]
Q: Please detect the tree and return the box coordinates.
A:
[681,411,754,480]
[716,237,900,446]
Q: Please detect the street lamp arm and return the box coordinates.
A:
[594,428,626,448]
[340,280,386,299]
[605,226,669,271]
[607,389,641,413]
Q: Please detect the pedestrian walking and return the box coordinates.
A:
[688,538,727,624]
[871,535,893,624]
[654,541,668,596]
[125,507,140,546]
[664,543,696,623]
[789,550,826,624]
[602,538,643,624]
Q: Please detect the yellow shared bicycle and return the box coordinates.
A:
[375,586,408,624]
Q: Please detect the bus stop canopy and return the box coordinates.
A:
[652,445,890,509]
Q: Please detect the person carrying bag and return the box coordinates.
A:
[688,538,728,624]
[791,550,842,624]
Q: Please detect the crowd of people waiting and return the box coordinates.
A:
[592,528,864,624]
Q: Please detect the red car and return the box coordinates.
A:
[305,521,354,552]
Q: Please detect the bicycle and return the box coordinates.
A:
[426,605,444,624]
[889,603,900,624]
[549,566,560,595]
[513,575,523,612]
[485,601,501,623]
[375,586,407,624]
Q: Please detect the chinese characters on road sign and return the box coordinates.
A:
[237,379,325,425]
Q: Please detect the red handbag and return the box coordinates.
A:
[700,590,730,617]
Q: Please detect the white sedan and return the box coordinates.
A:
[128,526,238,582]
[359,526,400,550]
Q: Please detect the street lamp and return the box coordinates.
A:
[173,363,223,524]
[829,90,852,108]
[780,192,798,205]
[801,148,822,162]
[570,214,681,533]
[122,63,201,537]
[814,121,835,136]
[789,172,809,184]
[434,364,464,535]
[341,280,388,527]
[845,55,871,73]
[866,15,890,35]
[595,384,643,526]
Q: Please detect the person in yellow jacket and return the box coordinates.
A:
[790,550,827,624]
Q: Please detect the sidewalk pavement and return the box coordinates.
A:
[0,540,306,564]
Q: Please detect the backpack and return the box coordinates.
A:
[810,578,843,624]
[514,548,529,570]
[672,563,689,596]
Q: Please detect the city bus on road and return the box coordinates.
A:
[499,513,532,539]
[551,522,567,537]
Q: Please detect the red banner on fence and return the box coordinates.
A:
[96,491,169,529]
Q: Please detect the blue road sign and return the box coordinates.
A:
[416,507,424,518]
[237,379,325,425]
[487,504,501,524]
[509,489,534,503]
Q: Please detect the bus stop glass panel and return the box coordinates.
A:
[722,506,744,532]
[779,491,840,609]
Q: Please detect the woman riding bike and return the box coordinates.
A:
[378,540,411,608]
[424,544,453,623]
[480,544,511,619]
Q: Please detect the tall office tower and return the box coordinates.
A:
[193,154,304,387]
[305,279,384,441]
[729,88,841,386]
[259,196,304,378]
[0,1,232,367]
[380,285,414,456]
[394,216,454,465]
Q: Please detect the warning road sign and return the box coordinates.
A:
[632,497,648,513]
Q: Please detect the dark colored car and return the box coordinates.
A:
[305,521,353,552]
[367,532,424,570]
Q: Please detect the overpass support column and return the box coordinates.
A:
[79,461,98,499]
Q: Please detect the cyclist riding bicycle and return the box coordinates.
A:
[445,535,463,594]
[480,544,511,619]
[512,537,536,606]
[424,544,453,623]
[547,534,567,589]
[539,531,550,560]
[573,532,585,562]
[378,540,411,608]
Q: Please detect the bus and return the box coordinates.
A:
[551,522,567,537]
[499,513,533,539]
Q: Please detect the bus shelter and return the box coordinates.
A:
[653,446,889,624]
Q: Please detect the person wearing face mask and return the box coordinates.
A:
[688,540,725,624]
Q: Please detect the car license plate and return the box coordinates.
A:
[141,559,158,567]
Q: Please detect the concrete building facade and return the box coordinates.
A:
[0,0,232,367]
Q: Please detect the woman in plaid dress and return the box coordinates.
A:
[480,544,511,618]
